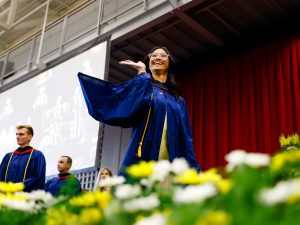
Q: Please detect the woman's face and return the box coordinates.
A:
[149,48,170,75]
[100,169,111,180]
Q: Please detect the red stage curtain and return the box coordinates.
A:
[176,35,300,170]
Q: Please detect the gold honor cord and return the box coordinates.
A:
[4,148,35,182]
[137,94,154,158]
[23,149,35,181]
[4,150,16,182]
[137,106,152,158]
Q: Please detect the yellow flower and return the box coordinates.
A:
[175,169,202,184]
[48,197,104,225]
[0,192,27,206]
[279,134,290,147]
[199,169,232,193]
[290,133,300,145]
[287,195,300,205]
[0,182,24,193]
[127,161,154,178]
[285,178,300,205]
[47,206,74,225]
[175,168,232,193]
[79,208,102,225]
[279,133,300,147]
[199,169,222,183]
[5,193,28,201]
[196,211,232,225]
[70,191,110,209]
[64,214,79,225]
[70,192,96,207]
[94,191,111,209]
[270,154,286,171]
[270,150,300,171]
[215,179,233,194]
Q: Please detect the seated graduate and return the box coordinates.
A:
[45,156,81,197]
[93,167,113,193]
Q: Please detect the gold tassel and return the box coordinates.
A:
[137,142,142,158]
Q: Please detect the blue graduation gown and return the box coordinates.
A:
[45,173,82,196]
[0,146,46,192]
[78,72,200,171]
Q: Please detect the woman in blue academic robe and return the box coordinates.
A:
[78,47,200,172]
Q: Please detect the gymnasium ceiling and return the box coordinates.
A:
[1,0,300,83]
[0,0,88,52]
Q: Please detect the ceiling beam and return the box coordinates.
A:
[0,7,9,18]
[111,49,133,61]
[0,19,10,30]
[109,65,133,81]
[207,9,241,36]
[193,0,226,14]
[11,2,47,27]
[0,0,9,8]
[7,0,17,25]
[167,0,178,8]
[0,37,8,46]
[172,8,224,46]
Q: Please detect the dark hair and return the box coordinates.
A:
[16,125,34,136]
[143,46,179,98]
[61,155,73,167]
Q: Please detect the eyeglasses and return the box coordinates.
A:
[148,53,169,58]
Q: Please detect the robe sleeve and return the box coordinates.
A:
[44,179,51,192]
[78,72,153,128]
[59,177,82,196]
[0,154,10,181]
[180,98,201,172]
[23,151,46,191]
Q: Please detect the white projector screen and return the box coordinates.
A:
[0,41,107,176]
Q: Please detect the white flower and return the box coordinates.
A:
[245,153,270,167]
[17,190,53,202]
[287,146,297,150]
[140,178,153,188]
[3,199,36,211]
[225,150,247,166]
[171,158,190,175]
[115,184,141,199]
[225,150,270,170]
[150,160,171,182]
[15,190,58,209]
[173,183,217,203]
[134,214,167,225]
[260,178,300,205]
[123,194,160,212]
[99,176,125,187]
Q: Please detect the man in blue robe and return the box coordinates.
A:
[78,47,200,172]
[45,155,81,196]
[0,125,46,192]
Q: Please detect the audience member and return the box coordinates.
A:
[45,155,81,196]
[94,167,113,193]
